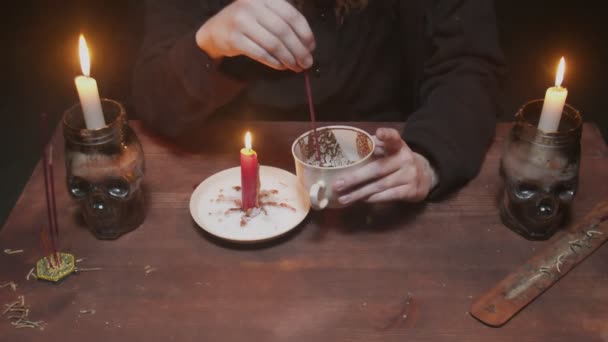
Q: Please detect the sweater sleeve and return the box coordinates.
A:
[133,0,244,137]
[401,0,505,199]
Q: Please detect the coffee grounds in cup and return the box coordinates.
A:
[302,129,354,167]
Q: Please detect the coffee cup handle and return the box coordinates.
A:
[310,181,329,210]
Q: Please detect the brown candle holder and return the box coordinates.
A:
[499,99,582,240]
[63,99,146,240]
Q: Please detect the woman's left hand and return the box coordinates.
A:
[333,128,438,204]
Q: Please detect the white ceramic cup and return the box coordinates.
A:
[291,125,375,210]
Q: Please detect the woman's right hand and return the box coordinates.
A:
[195,0,315,72]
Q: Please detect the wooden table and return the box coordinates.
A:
[1,122,607,342]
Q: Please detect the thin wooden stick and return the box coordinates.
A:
[40,114,57,256]
[40,113,60,267]
[304,70,321,161]
[48,145,61,266]
[39,228,54,268]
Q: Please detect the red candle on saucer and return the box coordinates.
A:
[240,132,260,211]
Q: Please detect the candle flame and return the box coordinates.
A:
[555,57,566,87]
[79,34,91,77]
[245,132,252,150]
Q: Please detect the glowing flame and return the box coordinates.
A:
[245,132,252,150]
[79,34,91,77]
[555,57,566,87]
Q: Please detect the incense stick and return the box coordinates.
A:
[48,146,60,255]
[39,229,54,268]
[304,70,321,161]
[40,113,60,267]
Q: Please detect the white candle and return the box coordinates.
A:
[538,57,568,133]
[75,35,106,130]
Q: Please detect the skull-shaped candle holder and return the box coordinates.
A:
[499,99,582,240]
[63,99,145,240]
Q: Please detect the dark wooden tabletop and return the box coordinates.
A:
[1,121,607,342]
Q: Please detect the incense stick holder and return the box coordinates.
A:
[63,99,146,240]
[36,253,75,282]
[499,100,582,240]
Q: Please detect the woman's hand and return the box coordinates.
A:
[333,128,438,204]
[195,0,315,72]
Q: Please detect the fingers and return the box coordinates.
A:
[263,0,316,50]
[237,35,286,70]
[334,157,399,193]
[241,19,299,71]
[365,154,434,203]
[338,169,408,205]
[332,133,433,204]
[200,0,314,71]
[365,185,425,203]
[334,145,415,193]
[238,1,313,72]
[253,5,312,70]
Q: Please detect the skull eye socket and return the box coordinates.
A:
[554,183,576,202]
[107,179,130,198]
[514,183,538,200]
[69,177,89,198]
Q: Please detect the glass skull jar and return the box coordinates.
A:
[63,99,145,240]
[499,99,582,240]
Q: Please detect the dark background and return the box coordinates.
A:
[1,1,606,227]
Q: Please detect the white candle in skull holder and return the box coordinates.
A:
[538,57,568,133]
[74,35,106,130]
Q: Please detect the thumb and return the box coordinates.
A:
[375,128,404,154]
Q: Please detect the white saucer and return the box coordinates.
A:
[190,166,311,243]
